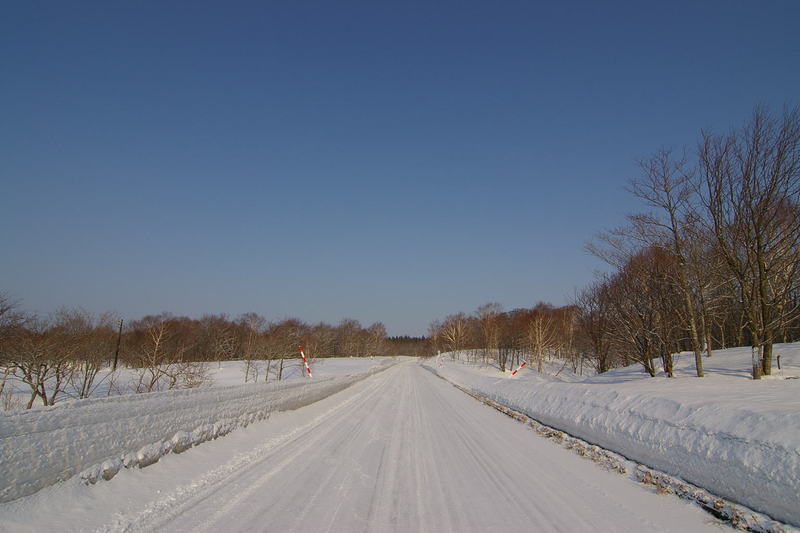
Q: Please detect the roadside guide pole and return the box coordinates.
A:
[298,345,313,378]
[511,360,528,376]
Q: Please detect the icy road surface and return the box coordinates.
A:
[2,362,725,532]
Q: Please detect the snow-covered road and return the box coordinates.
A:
[134,363,723,532]
[2,362,725,532]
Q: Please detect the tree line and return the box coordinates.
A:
[430,106,800,379]
[429,303,584,374]
[0,298,395,409]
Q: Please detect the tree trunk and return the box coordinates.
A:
[684,290,705,378]
[699,310,712,358]
[762,339,773,376]
[0,367,12,397]
[645,357,656,377]
[751,345,762,380]
[661,345,674,377]
[26,389,36,409]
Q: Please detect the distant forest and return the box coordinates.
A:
[0,303,432,408]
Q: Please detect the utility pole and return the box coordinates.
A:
[112,318,123,371]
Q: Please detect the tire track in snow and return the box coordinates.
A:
[99,363,725,533]
[97,365,397,533]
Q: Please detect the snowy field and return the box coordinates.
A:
[1,356,401,410]
[425,344,800,527]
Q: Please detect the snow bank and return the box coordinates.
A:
[426,348,800,526]
[0,359,397,503]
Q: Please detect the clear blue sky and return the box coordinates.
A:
[2,1,799,335]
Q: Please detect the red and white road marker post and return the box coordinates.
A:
[298,345,313,378]
[510,360,527,376]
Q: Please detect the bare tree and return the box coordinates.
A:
[524,306,558,373]
[265,318,308,380]
[628,148,706,376]
[196,314,236,362]
[336,318,366,357]
[12,312,83,407]
[237,313,267,383]
[0,292,25,403]
[307,323,336,359]
[365,322,388,355]
[603,247,683,377]
[132,318,174,393]
[129,316,205,392]
[699,106,800,377]
[64,310,118,399]
[476,303,503,368]
[574,279,614,374]
[428,319,443,355]
[553,305,582,374]
[440,313,469,359]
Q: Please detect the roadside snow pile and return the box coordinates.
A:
[426,345,800,526]
[0,358,398,503]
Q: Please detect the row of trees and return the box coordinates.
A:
[125,313,389,380]
[0,303,121,408]
[0,296,393,409]
[585,106,800,379]
[430,106,800,379]
[429,303,583,375]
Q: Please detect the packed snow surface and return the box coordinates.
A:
[426,344,800,526]
[0,362,723,532]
